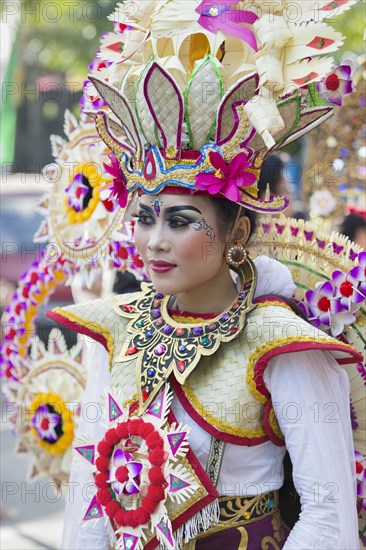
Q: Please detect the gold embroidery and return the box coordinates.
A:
[52,308,114,367]
[255,301,293,312]
[238,526,249,549]
[268,407,284,440]
[170,314,206,324]
[181,381,266,439]
[246,335,355,406]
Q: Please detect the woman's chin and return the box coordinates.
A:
[150,275,178,297]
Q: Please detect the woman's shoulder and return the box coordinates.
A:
[46,290,142,354]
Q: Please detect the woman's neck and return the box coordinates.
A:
[173,269,238,314]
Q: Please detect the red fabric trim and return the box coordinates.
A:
[168,309,217,320]
[254,341,363,400]
[46,310,109,353]
[171,376,269,447]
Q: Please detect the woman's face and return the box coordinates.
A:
[134,193,230,296]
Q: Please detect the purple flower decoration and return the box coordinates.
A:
[103,154,128,208]
[196,1,258,51]
[65,173,89,212]
[108,447,142,497]
[32,405,61,442]
[195,151,256,202]
[349,251,366,298]
[332,269,366,311]
[317,63,355,107]
[355,450,366,511]
[306,281,338,326]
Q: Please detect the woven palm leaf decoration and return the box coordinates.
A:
[250,215,366,543]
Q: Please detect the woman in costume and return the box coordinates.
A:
[48,2,364,549]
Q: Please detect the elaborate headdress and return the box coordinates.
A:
[89,0,356,213]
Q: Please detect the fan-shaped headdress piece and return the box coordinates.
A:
[90,0,355,213]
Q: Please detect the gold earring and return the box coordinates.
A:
[224,242,248,267]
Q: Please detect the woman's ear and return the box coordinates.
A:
[232,215,250,244]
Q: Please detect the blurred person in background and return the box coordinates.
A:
[257,155,296,217]
[340,213,366,248]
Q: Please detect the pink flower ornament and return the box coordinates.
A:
[317,63,355,107]
[103,154,128,208]
[108,447,143,498]
[195,150,256,202]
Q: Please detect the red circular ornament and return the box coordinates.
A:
[148,447,165,467]
[105,501,121,518]
[95,456,109,473]
[95,472,109,489]
[97,488,113,506]
[95,417,167,529]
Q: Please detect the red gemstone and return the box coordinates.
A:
[356,461,363,475]
[231,249,244,263]
[318,297,331,312]
[126,346,138,356]
[22,287,29,298]
[142,388,150,401]
[153,300,161,307]
[232,302,239,310]
[208,323,216,330]
[176,329,185,336]
[122,305,134,313]
[156,318,164,326]
[177,360,186,373]
[339,281,353,298]
[231,327,238,334]
[15,304,22,315]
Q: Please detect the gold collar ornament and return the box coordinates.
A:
[114,260,257,414]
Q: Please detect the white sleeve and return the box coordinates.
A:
[62,342,111,550]
[263,350,359,549]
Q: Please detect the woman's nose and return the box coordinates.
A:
[147,224,170,252]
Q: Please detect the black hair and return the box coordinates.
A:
[257,155,285,197]
[209,198,257,242]
[339,213,366,241]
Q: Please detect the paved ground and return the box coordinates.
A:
[1,423,64,549]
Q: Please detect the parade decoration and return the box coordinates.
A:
[10,330,86,484]
[37,109,146,277]
[75,385,219,549]
[88,0,356,215]
[250,215,366,542]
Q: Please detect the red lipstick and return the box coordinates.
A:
[149,260,176,273]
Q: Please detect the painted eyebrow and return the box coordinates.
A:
[138,203,154,213]
[138,204,202,215]
[165,206,202,215]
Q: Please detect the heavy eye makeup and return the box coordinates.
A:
[133,204,203,230]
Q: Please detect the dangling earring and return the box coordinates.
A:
[224,241,248,267]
